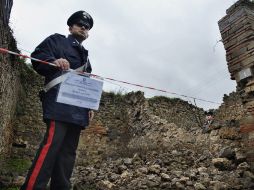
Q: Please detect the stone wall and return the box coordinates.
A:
[1,0,13,26]
[76,92,245,168]
[0,0,21,156]
[0,64,45,187]
[11,87,204,163]
[77,92,146,166]
[11,65,45,159]
[8,77,244,165]
[216,91,246,121]
[76,92,204,166]
[148,96,203,130]
[218,0,254,169]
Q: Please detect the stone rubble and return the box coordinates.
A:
[0,91,253,189]
[69,92,254,190]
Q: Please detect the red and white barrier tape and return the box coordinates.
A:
[0,48,220,105]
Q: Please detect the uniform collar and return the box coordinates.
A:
[67,34,88,54]
[68,34,83,47]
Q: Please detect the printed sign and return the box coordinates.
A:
[57,72,103,110]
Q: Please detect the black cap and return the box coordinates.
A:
[205,111,214,116]
[67,10,93,29]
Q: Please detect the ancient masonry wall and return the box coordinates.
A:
[216,92,246,121]
[10,79,245,166]
[0,0,21,156]
[218,0,254,168]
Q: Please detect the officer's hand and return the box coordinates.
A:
[53,58,70,70]
[89,110,94,121]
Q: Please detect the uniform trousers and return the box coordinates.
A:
[20,120,82,190]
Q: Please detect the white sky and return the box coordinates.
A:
[10,0,237,110]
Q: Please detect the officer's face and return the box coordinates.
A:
[69,24,90,42]
[206,115,213,120]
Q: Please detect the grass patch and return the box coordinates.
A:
[1,187,19,190]
[148,95,182,103]
[1,157,31,174]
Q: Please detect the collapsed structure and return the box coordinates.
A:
[218,0,254,169]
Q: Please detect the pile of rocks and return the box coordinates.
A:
[73,157,253,190]
[72,131,253,189]
[71,95,254,190]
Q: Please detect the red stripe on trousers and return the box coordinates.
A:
[26,120,55,190]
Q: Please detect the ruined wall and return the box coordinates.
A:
[1,0,13,26]
[11,66,45,159]
[0,0,21,156]
[10,88,204,162]
[77,92,245,167]
[148,97,203,130]
[0,64,45,187]
[218,0,254,169]
[8,74,245,164]
[216,91,246,121]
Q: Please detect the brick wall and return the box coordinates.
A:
[218,0,254,169]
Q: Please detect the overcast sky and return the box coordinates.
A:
[10,0,238,110]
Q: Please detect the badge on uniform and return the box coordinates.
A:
[56,72,103,110]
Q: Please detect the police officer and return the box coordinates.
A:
[21,10,94,190]
[202,111,214,133]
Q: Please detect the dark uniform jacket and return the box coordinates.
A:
[31,33,92,128]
